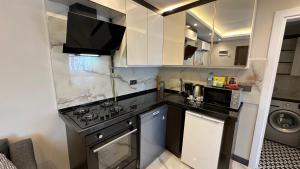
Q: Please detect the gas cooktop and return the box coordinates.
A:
[64,100,138,129]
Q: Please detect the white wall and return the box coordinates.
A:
[249,0,300,60]
[210,39,250,67]
[0,0,69,169]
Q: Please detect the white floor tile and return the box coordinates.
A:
[146,150,249,169]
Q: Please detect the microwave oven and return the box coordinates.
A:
[203,87,242,110]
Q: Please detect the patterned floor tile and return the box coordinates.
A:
[259,139,300,169]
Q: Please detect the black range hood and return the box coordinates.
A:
[184,45,198,60]
[63,3,126,56]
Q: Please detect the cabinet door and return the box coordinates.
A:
[90,0,125,13]
[163,12,186,65]
[126,0,148,65]
[147,10,163,65]
[181,111,224,169]
[166,105,185,158]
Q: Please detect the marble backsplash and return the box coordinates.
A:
[159,60,266,105]
[51,46,159,109]
[46,3,159,109]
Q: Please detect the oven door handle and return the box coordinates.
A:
[92,129,137,153]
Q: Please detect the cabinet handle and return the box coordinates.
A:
[92,129,137,153]
[187,111,224,124]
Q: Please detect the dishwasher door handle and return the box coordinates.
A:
[152,110,160,116]
[92,129,137,153]
[187,111,224,124]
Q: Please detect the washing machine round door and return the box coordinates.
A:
[269,109,300,133]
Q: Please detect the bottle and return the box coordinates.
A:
[207,72,214,86]
[160,81,165,98]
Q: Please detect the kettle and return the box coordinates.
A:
[193,84,204,97]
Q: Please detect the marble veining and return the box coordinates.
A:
[159,60,265,105]
[50,46,159,109]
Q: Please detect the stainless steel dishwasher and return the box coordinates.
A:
[139,105,167,169]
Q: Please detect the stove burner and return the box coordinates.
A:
[74,107,89,116]
[81,113,98,122]
[100,101,115,108]
[110,105,123,113]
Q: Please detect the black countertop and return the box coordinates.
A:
[59,89,241,136]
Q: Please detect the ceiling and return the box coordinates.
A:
[186,13,220,42]
[145,0,198,13]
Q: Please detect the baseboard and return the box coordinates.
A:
[232,154,249,166]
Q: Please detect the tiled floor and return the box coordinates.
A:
[259,139,300,169]
[146,151,249,169]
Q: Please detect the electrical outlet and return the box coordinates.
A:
[130,80,137,85]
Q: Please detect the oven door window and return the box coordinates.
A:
[91,129,137,169]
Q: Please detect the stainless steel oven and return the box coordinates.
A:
[87,117,138,169]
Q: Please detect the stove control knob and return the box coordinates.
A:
[128,121,133,126]
[98,134,103,139]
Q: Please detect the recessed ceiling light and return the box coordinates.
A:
[194,23,198,27]
[209,33,212,36]
[186,25,191,28]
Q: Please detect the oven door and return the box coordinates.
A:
[88,128,138,169]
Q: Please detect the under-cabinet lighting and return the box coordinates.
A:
[78,54,100,57]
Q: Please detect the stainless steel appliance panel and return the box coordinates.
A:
[139,105,167,169]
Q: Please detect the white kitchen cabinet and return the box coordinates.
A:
[181,111,224,169]
[147,9,163,65]
[126,0,148,65]
[291,38,300,76]
[89,0,125,13]
[163,12,186,65]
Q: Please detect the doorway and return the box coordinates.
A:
[249,7,300,169]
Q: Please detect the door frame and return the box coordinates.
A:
[248,6,300,169]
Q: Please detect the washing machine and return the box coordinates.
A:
[265,99,300,147]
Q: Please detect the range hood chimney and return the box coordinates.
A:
[63,3,126,56]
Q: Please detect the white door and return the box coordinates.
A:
[163,12,186,65]
[147,10,163,65]
[181,111,224,169]
[126,0,148,65]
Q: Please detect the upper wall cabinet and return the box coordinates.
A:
[126,0,163,66]
[183,0,256,68]
[163,12,186,65]
[126,0,148,65]
[209,0,256,67]
[89,0,126,13]
[148,10,164,65]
